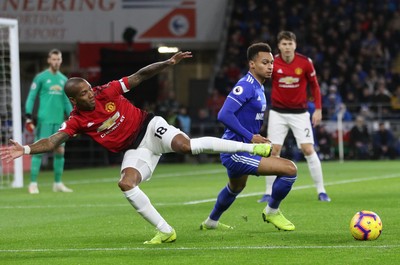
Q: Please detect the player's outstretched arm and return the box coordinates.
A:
[0,132,70,163]
[0,139,24,162]
[127,51,192,89]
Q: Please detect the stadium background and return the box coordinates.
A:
[1,0,400,168]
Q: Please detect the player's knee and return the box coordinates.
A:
[301,145,315,156]
[118,178,133,191]
[287,160,298,176]
[171,134,191,154]
[118,170,140,191]
[230,184,246,193]
[180,143,192,154]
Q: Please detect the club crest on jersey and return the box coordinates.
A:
[233,86,244,95]
[105,102,116,112]
[295,68,303,75]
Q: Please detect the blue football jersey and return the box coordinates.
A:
[218,72,267,143]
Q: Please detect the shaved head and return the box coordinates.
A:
[65,77,87,98]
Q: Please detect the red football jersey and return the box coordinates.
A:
[59,77,149,153]
[271,53,321,111]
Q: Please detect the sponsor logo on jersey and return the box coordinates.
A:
[278,76,300,88]
[105,102,116,112]
[262,104,267,111]
[50,85,62,91]
[279,76,300,84]
[49,85,63,95]
[232,86,244,95]
[97,111,120,132]
[277,68,283,74]
[98,113,126,138]
[255,113,264,120]
[295,68,303,75]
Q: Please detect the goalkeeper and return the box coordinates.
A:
[25,49,73,194]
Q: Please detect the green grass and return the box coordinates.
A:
[1,160,399,264]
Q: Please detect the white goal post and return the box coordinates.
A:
[0,18,23,188]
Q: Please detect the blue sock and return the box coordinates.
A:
[269,175,297,209]
[209,185,241,221]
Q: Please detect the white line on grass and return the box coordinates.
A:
[181,173,400,205]
[66,169,227,185]
[1,173,399,209]
[0,171,400,209]
[1,244,399,253]
[0,169,226,189]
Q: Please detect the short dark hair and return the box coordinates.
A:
[277,31,296,43]
[48,48,62,57]
[247,42,272,61]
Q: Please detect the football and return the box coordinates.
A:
[349,210,383,240]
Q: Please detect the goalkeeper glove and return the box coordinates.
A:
[25,114,35,133]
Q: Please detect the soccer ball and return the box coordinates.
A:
[349,210,382,240]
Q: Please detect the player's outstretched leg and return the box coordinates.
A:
[190,137,272,157]
[144,229,177,244]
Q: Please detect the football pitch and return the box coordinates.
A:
[1,160,399,264]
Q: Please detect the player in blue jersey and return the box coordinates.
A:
[200,43,298,231]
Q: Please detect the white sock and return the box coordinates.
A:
[265,205,279,214]
[204,217,218,228]
[190,137,253,155]
[305,152,326,194]
[264,175,276,195]
[123,186,173,233]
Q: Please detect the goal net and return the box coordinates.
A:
[0,18,23,188]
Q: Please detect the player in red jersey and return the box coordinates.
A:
[1,51,272,244]
[258,31,331,203]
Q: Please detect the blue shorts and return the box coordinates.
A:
[220,152,262,178]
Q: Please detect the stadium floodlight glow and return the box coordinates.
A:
[158,46,179,53]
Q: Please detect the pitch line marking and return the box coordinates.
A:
[1,173,399,209]
[0,169,226,189]
[182,173,400,205]
[1,244,399,253]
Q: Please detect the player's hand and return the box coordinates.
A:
[25,119,35,133]
[312,109,322,127]
[0,139,24,163]
[251,134,271,144]
[169,51,193,65]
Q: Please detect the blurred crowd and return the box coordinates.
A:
[211,0,400,160]
[215,0,400,121]
[151,0,400,161]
